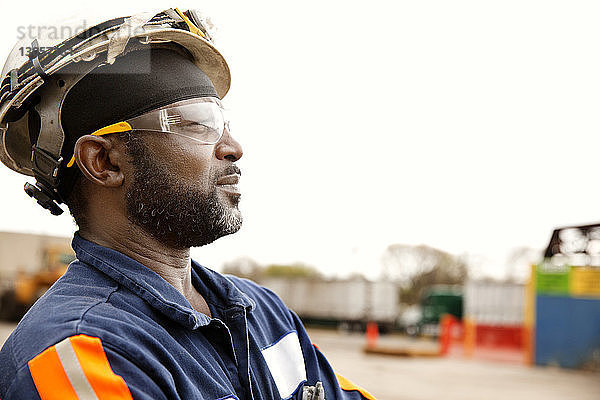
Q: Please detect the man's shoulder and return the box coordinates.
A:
[0,260,125,372]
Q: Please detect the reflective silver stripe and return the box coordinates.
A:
[55,337,99,400]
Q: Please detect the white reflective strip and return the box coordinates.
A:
[55,338,99,400]
[261,331,307,399]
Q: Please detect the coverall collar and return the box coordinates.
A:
[71,231,255,330]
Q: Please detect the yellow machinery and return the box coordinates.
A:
[0,246,73,321]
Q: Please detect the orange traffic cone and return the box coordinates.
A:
[366,321,379,349]
[439,314,457,356]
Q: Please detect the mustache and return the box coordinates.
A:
[217,164,241,180]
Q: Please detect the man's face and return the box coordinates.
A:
[122,127,243,249]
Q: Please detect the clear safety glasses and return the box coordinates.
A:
[67,97,228,167]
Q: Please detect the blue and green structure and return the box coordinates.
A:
[525,223,600,370]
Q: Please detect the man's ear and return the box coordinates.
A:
[73,135,125,187]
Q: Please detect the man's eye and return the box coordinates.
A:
[176,121,213,133]
[178,120,209,128]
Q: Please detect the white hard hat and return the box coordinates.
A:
[0,8,230,214]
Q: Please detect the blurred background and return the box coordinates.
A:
[0,1,600,399]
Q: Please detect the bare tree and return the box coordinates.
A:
[505,246,542,283]
[222,259,322,281]
[382,244,468,304]
[222,257,263,280]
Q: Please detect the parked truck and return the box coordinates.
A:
[405,285,463,337]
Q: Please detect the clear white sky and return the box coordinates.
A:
[1,0,599,280]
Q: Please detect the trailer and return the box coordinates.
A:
[258,277,399,332]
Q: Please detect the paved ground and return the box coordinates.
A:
[1,323,599,400]
[307,329,600,400]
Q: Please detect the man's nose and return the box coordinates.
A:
[215,128,243,162]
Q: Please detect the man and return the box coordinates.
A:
[0,8,375,400]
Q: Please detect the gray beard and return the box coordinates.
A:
[123,135,242,249]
